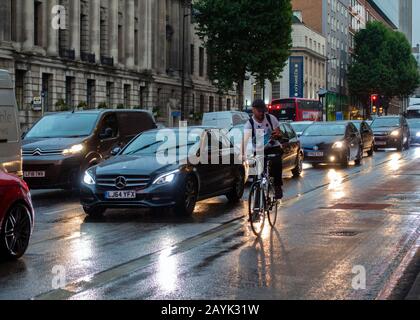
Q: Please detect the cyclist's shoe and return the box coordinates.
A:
[275,186,283,200]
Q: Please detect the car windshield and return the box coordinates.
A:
[26,113,98,138]
[122,130,203,156]
[302,124,346,136]
[352,122,362,130]
[371,118,400,128]
[408,120,420,128]
[291,123,312,133]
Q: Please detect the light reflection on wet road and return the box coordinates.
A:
[0,148,419,300]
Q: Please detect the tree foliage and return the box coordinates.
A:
[194,0,292,108]
[348,21,420,113]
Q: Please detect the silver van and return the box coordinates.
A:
[0,70,22,177]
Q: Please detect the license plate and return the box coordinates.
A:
[375,141,387,146]
[24,171,46,178]
[105,191,137,199]
[307,151,324,157]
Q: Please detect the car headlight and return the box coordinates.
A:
[152,170,180,185]
[83,171,95,185]
[416,132,420,137]
[332,141,345,149]
[390,130,400,137]
[63,144,84,155]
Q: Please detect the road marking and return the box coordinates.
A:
[40,206,82,216]
[33,217,243,300]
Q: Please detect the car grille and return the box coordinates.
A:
[23,148,63,156]
[96,175,151,189]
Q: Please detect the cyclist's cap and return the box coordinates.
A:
[252,99,267,111]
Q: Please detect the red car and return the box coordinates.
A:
[0,170,34,260]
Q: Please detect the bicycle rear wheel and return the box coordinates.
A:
[267,184,279,228]
[248,182,265,237]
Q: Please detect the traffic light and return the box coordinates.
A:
[370,94,379,114]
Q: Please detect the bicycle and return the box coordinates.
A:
[248,154,280,237]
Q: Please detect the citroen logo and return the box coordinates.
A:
[115,176,127,190]
[32,148,42,156]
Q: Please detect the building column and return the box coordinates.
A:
[70,0,80,60]
[90,0,101,62]
[156,0,167,73]
[139,0,153,70]
[108,0,119,63]
[0,0,11,41]
[22,0,34,51]
[125,0,135,68]
[47,0,59,56]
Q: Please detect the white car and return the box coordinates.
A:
[0,69,22,177]
[202,111,250,129]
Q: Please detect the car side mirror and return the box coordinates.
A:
[111,147,121,156]
[100,127,113,140]
[21,131,27,140]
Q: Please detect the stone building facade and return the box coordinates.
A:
[0,0,236,130]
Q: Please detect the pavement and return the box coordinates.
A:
[0,147,420,300]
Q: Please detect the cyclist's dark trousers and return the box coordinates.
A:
[265,146,283,187]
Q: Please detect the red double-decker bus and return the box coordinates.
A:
[269,98,323,122]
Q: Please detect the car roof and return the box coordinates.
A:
[309,121,349,125]
[291,121,314,124]
[43,109,152,116]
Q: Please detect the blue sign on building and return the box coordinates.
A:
[289,56,304,98]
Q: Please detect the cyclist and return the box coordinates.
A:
[243,99,284,199]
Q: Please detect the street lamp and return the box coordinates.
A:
[180,0,192,122]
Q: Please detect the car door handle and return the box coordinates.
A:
[0,139,7,144]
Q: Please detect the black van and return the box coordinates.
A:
[22,110,157,189]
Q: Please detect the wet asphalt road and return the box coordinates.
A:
[1,147,420,300]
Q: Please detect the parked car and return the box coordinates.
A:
[22,109,157,190]
[80,127,246,217]
[300,122,363,167]
[0,69,22,177]
[351,120,375,157]
[290,121,314,137]
[202,111,249,129]
[371,115,410,151]
[228,122,304,178]
[0,170,34,260]
[408,119,420,144]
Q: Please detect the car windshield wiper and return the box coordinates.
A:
[125,140,165,155]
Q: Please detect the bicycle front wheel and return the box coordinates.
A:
[267,184,279,228]
[248,182,265,237]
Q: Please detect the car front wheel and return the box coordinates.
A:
[0,203,32,260]
[174,176,198,216]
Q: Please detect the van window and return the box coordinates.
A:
[99,113,119,138]
[0,105,18,142]
[118,112,156,136]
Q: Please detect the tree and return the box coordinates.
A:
[348,21,420,116]
[194,0,292,109]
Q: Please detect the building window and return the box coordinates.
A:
[209,96,214,112]
[42,73,53,112]
[10,0,17,41]
[15,70,25,110]
[190,44,195,75]
[65,77,75,109]
[118,23,124,64]
[272,81,281,100]
[218,96,223,111]
[124,84,131,108]
[199,94,204,113]
[106,82,113,108]
[139,86,145,108]
[87,79,95,109]
[34,1,43,46]
[135,27,139,66]
[100,8,108,57]
[227,98,231,111]
[199,47,204,77]
[80,13,89,53]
